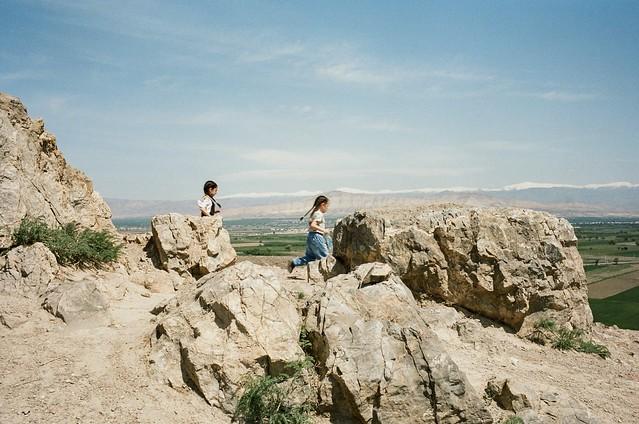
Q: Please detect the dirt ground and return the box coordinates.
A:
[1,259,638,424]
[0,277,230,424]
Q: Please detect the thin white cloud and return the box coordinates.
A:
[239,149,309,165]
[471,140,534,152]
[514,90,598,102]
[316,62,396,85]
[537,91,597,102]
[220,166,482,182]
[0,70,47,81]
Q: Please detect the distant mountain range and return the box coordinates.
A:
[105,182,639,219]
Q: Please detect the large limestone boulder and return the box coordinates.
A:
[0,92,115,249]
[305,263,492,424]
[0,242,59,297]
[149,262,303,413]
[333,207,592,331]
[151,213,236,278]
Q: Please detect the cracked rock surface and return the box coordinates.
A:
[333,207,592,332]
[149,261,303,413]
[151,213,236,279]
[304,263,493,424]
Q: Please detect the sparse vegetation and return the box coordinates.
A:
[234,359,315,424]
[534,318,557,331]
[12,217,122,266]
[502,416,524,424]
[577,339,612,358]
[298,327,312,355]
[530,319,610,358]
[234,329,317,423]
[552,328,583,351]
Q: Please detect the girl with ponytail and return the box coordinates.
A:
[288,195,332,273]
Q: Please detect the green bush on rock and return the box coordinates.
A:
[12,217,122,267]
[234,358,315,424]
[529,319,610,359]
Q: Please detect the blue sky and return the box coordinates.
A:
[1,0,638,200]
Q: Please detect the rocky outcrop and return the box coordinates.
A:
[333,207,593,332]
[151,213,236,278]
[149,262,303,412]
[0,243,59,297]
[0,93,115,249]
[305,263,492,423]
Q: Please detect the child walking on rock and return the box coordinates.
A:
[288,195,332,272]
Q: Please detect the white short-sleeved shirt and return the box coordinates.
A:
[197,196,213,215]
[309,211,325,231]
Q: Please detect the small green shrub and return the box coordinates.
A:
[577,339,611,359]
[529,322,610,359]
[534,318,557,331]
[12,217,122,267]
[298,328,312,355]
[12,217,50,246]
[234,359,315,424]
[552,328,581,351]
[502,416,524,424]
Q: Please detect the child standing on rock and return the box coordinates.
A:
[198,180,222,216]
[288,195,332,272]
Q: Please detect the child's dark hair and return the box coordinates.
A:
[203,180,218,194]
[300,195,329,221]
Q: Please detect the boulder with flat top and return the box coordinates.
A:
[151,213,236,279]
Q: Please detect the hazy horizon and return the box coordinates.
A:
[103,180,639,202]
[2,1,638,200]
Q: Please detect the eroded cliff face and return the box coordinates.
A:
[0,93,115,249]
[332,206,593,332]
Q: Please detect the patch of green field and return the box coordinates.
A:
[231,233,307,256]
[589,286,639,330]
[574,222,639,260]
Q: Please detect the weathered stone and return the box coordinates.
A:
[0,296,35,329]
[333,207,592,331]
[130,269,181,293]
[149,262,303,412]
[0,243,59,297]
[42,280,110,324]
[0,93,115,249]
[486,378,538,412]
[305,263,492,423]
[151,213,236,278]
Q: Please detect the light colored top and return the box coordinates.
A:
[309,210,325,231]
[197,196,212,214]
